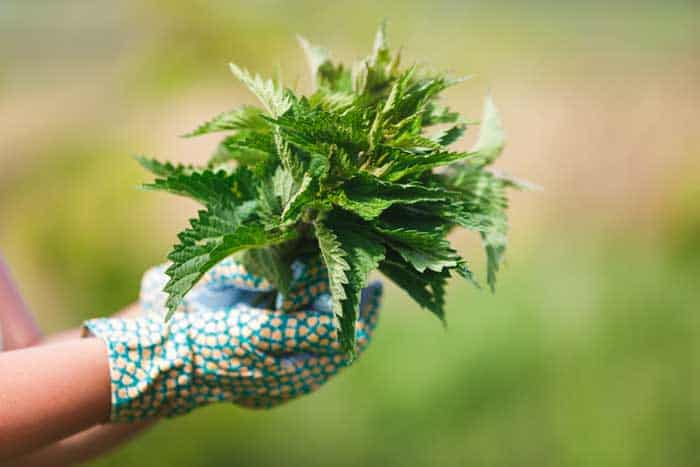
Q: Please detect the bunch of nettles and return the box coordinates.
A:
[138,24,521,356]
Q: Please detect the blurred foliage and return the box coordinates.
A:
[0,0,698,466]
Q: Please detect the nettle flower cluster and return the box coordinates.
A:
[139,24,522,355]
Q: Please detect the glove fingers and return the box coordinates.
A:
[139,264,171,315]
[245,307,341,355]
[246,279,383,356]
[235,352,345,409]
[279,256,328,313]
[139,258,276,317]
[140,255,330,317]
[277,282,383,356]
[198,257,275,293]
[189,255,331,314]
[140,259,381,359]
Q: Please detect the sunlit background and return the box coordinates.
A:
[1,1,699,465]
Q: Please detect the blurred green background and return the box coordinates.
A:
[1,0,699,465]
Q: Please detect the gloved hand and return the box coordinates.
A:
[83,255,382,422]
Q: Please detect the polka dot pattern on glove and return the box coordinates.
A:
[83,255,382,421]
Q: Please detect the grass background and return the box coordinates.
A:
[1,1,698,465]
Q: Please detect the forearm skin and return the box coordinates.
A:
[0,339,111,461]
[0,304,151,463]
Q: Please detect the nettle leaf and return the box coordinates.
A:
[138,22,523,354]
[143,170,230,205]
[379,149,475,182]
[481,213,508,292]
[281,173,314,223]
[455,258,480,289]
[431,124,466,147]
[470,95,505,166]
[269,100,368,156]
[137,156,197,178]
[297,36,353,93]
[272,166,297,205]
[314,219,351,317]
[164,210,293,320]
[210,134,272,167]
[331,174,448,220]
[376,224,461,273]
[309,88,356,112]
[352,60,368,94]
[239,246,293,295]
[142,165,256,206]
[379,251,450,322]
[371,20,391,67]
[422,104,460,126]
[185,105,268,137]
[297,35,331,91]
[326,212,386,355]
[229,63,292,118]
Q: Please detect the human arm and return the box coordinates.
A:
[0,255,136,463]
[1,421,152,467]
[0,338,110,461]
[0,251,153,465]
[0,303,155,467]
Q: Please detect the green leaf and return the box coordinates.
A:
[229,63,292,118]
[239,246,293,295]
[352,60,368,94]
[297,35,331,91]
[136,156,197,178]
[184,106,268,137]
[326,212,386,355]
[309,88,356,112]
[422,104,460,126]
[431,124,466,146]
[376,224,461,273]
[272,166,297,206]
[378,149,475,182]
[445,168,509,218]
[331,174,448,220]
[256,176,283,229]
[268,100,369,156]
[377,204,449,235]
[470,95,505,165]
[142,166,256,206]
[455,258,480,289]
[314,219,351,319]
[481,213,508,292]
[379,251,449,322]
[370,19,390,67]
[447,210,496,232]
[164,214,293,320]
[210,134,272,167]
[281,173,314,223]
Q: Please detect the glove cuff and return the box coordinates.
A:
[82,316,195,422]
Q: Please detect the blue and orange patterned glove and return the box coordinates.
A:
[82,256,382,422]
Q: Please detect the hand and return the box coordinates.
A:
[83,255,382,422]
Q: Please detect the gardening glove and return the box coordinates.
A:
[82,256,382,422]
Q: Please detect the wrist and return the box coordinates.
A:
[82,314,195,421]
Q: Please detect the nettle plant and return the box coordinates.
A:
[139,24,523,356]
